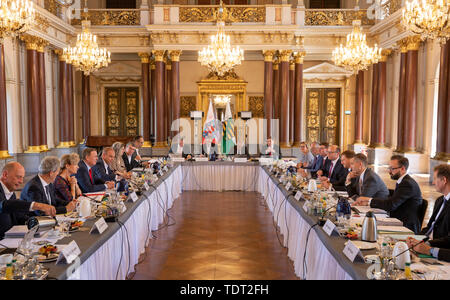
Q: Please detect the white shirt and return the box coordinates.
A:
[397,173,408,185]
[329,158,339,175]
[103,160,109,175]
[176,145,183,155]
[127,155,132,164]
[38,175,52,205]
[359,168,367,184]
[1,180,36,211]
[0,180,13,200]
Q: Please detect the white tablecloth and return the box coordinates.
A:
[181,164,260,191]
[68,167,183,280]
[257,168,353,280]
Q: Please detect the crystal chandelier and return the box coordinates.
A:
[198,1,244,76]
[0,0,35,38]
[213,95,231,107]
[402,0,450,43]
[332,20,382,74]
[63,20,111,75]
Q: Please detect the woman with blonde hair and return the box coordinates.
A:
[54,153,82,206]
[111,142,131,180]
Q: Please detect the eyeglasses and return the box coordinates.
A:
[388,166,402,171]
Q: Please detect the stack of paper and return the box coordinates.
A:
[377,226,414,234]
[4,226,42,239]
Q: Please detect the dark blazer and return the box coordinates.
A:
[0,184,32,239]
[429,236,450,262]
[303,155,324,177]
[92,157,116,183]
[421,195,450,243]
[346,168,390,199]
[331,168,350,191]
[122,152,142,172]
[370,174,423,234]
[75,161,106,193]
[20,175,67,215]
[320,158,347,185]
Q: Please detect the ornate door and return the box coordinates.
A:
[105,87,139,136]
[306,88,340,145]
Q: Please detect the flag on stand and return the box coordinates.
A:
[202,100,220,146]
[222,101,235,154]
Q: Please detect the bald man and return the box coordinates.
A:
[0,162,56,239]
[317,145,348,188]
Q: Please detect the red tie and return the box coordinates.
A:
[89,168,93,184]
[328,162,334,178]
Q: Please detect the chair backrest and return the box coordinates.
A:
[418,199,428,229]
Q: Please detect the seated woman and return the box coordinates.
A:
[54,153,82,206]
[111,142,131,180]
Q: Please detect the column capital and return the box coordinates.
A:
[397,38,409,53]
[293,51,306,64]
[279,50,292,62]
[20,34,40,51]
[169,50,182,61]
[262,50,275,62]
[152,50,165,62]
[289,59,295,70]
[150,57,156,70]
[406,35,421,51]
[379,49,392,62]
[54,49,68,62]
[138,52,151,63]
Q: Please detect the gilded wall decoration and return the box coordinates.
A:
[180,96,197,118]
[248,96,264,118]
[305,10,375,26]
[71,10,140,26]
[179,6,265,23]
[44,0,62,17]
[105,87,139,136]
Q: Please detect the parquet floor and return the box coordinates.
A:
[132,191,299,280]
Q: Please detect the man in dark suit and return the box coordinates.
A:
[353,155,423,234]
[345,153,389,199]
[123,143,143,172]
[322,150,355,191]
[76,148,115,193]
[317,145,348,188]
[0,162,55,239]
[92,147,116,183]
[420,164,450,242]
[131,135,144,161]
[21,157,76,216]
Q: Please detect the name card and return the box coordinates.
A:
[163,166,169,172]
[234,157,247,163]
[194,157,209,162]
[303,202,309,212]
[171,157,185,162]
[90,217,108,235]
[260,157,273,165]
[56,240,81,265]
[285,182,292,191]
[143,182,150,191]
[158,170,163,177]
[343,241,364,263]
[295,191,303,201]
[323,219,337,236]
[129,192,138,203]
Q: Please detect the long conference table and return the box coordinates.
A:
[35,161,377,280]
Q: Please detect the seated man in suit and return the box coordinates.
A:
[345,153,389,199]
[353,155,423,234]
[299,142,328,179]
[321,150,355,191]
[92,147,116,183]
[169,138,192,159]
[1,162,55,239]
[317,145,348,189]
[131,135,144,161]
[76,148,115,193]
[21,157,76,215]
[420,164,450,243]
[406,236,450,263]
[261,138,281,160]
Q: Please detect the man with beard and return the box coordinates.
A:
[352,155,423,234]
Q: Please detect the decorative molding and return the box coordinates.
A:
[248,96,264,118]
[71,10,140,26]
[305,9,375,26]
[180,96,196,118]
[179,6,265,23]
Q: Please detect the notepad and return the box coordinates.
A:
[4,226,43,238]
